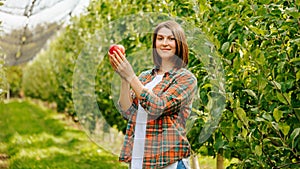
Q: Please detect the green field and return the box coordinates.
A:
[0,99,238,169]
[0,100,127,169]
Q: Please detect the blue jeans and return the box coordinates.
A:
[129,159,188,169]
[176,160,187,169]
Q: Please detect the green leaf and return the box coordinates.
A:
[214,137,224,150]
[237,120,243,128]
[249,25,267,36]
[279,123,290,136]
[272,81,281,90]
[235,107,248,128]
[290,57,300,65]
[242,126,248,138]
[221,42,230,53]
[296,70,300,81]
[243,89,257,100]
[260,0,271,3]
[295,108,300,121]
[276,91,288,105]
[273,108,283,122]
[255,145,262,156]
[254,49,265,65]
[272,122,280,132]
[258,75,268,91]
[223,126,234,142]
[255,117,266,122]
[263,112,273,122]
[202,83,212,89]
[290,128,300,148]
[228,22,235,34]
[235,99,240,108]
[285,7,300,18]
[284,92,292,105]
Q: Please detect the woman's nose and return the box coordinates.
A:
[162,38,168,45]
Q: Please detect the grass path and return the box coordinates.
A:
[0,99,127,169]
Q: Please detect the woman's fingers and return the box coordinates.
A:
[113,49,125,64]
[108,49,135,82]
[108,52,118,70]
[108,49,131,78]
[114,50,129,68]
[116,49,126,61]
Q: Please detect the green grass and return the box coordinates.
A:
[0,100,127,169]
[197,155,239,169]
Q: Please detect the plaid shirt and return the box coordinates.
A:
[118,66,197,169]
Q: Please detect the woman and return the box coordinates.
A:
[108,20,197,169]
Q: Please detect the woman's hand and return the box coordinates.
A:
[108,49,136,82]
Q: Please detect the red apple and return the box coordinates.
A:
[117,45,125,54]
[109,44,125,55]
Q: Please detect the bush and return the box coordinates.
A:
[6,65,24,97]
[22,0,300,168]
[0,58,7,100]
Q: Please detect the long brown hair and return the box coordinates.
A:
[152,20,189,68]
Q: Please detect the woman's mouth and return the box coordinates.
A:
[161,48,171,51]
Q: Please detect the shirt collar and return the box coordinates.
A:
[151,65,178,76]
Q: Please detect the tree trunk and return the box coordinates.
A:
[217,153,224,169]
[6,84,10,100]
[191,154,200,169]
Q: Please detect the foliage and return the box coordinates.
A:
[188,0,300,168]
[0,58,6,101]
[21,0,300,168]
[22,0,185,133]
[0,1,6,101]
[0,100,127,169]
[6,65,23,97]
[22,51,59,102]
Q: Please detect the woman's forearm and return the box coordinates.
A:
[119,79,132,111]
[129,75,145,100]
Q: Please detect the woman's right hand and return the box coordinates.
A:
[108,51,118,71]
[108,49,136,82]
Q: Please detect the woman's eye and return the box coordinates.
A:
[157,37,163,40]
[170,37,175,40]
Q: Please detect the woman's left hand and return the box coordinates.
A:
[108,49,136,82]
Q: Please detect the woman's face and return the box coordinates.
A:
[155,27,176,60]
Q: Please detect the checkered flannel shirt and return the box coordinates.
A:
[118,66,197,169]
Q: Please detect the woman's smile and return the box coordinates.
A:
[155,27,176,58]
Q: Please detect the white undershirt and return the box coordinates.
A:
[131,74,163,169]
[130,74,190,169]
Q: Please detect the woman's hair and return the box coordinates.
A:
[152,20,189,68]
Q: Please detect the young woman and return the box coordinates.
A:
[108,20,197,169]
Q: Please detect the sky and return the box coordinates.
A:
[0,0,90,34]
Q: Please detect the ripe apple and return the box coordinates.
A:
[109,44,125,55]
[117,45,125,54]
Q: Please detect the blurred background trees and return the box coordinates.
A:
[1,0,299,168]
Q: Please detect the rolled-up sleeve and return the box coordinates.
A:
[117,71,150,120]
[117,89,138,120]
